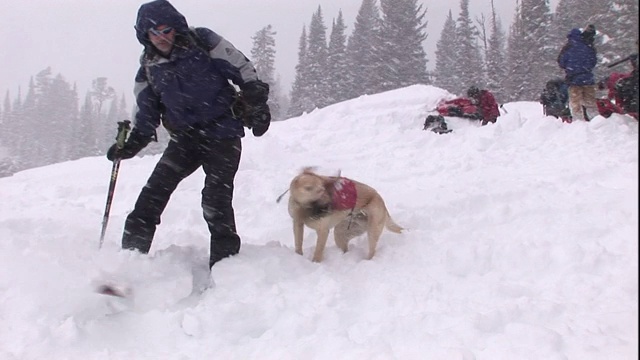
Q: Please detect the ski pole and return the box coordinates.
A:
[99,120,131,249]
[607,53,638,68]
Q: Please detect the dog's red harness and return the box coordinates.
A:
[331,178,357,210]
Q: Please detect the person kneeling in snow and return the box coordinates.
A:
[436,86,500,126]
[466,86,500,125]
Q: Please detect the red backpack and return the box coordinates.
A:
[436,98,478,117]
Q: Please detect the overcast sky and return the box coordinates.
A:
[0,0,559,103]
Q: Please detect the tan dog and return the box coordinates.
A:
[287,168,403,262]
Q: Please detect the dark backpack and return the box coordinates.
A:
[540,79,570,118]
[540,79,568,106]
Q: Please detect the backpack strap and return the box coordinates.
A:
[187,27,214,53]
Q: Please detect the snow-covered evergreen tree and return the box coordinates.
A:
[288,26,313,118]
[346,0,384,98]
[520,0,555,100]
[503,0,555,101]
[484,0,508,102]
[250,24,284,121]
[452,0,484,96]
[251,25,277,86]
[326,11,350,105]
[505,3,526,101]
[589,0,638,74]
[306,6,331,109]
[378,0,429,91]
[1,92,10,147]
[78,93,98,157]
[434,11,459,94]
[89,77,116,153]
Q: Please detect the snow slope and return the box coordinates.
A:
[0,85,637,359]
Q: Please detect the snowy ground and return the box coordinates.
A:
[0,85,637,359]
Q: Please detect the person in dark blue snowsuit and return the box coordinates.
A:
[106,0,271,269]
[557,26,598,121]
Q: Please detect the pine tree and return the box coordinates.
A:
[1,91,10,141]
[434,11,459,93]
[89,77,116,153]
[553,0,599,30]
[485,0,508,101]
[326,11,350,105]
[378,0,429,91]
[43,74,77,163]
[346,0,384,98]
[250,25,284,121]
[21,72,46,168]
[10,88,24,170]
[0,91,11,175]
[517,0,555,100]
[288,26,314,118]
[504,1,530,101]
[452,0,484,96]
[591,0,638,75]
[251,25,277,86]
[79,93,98,157]
[4,87,26,171]
[306,6,331,109]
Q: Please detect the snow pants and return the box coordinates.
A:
[568,85,597,121]
[122,130,242,268]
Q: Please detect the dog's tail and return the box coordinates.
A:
[385,215,404,233]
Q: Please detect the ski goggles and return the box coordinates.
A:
[149,27,174,36]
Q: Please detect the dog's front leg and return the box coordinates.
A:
[293,220,305,255]
[312,227,330,262]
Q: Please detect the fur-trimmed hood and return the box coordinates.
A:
[135,0,189,46]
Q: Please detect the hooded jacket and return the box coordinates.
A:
[475,90,500,123]
[132,0,260,139]
[557,28,597,86]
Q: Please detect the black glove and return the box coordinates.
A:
[245,103,271,136]
[242,80,269,104]
[106,130,152,161]
[241,80,271,137]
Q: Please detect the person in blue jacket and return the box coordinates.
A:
[557,25,598,121]
[106,0,271,269]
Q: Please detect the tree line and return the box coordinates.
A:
[0,0,637,176]
[288,0,637,115]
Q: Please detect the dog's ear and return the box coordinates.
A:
[322,177,337,194]
[301,166,317,175]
